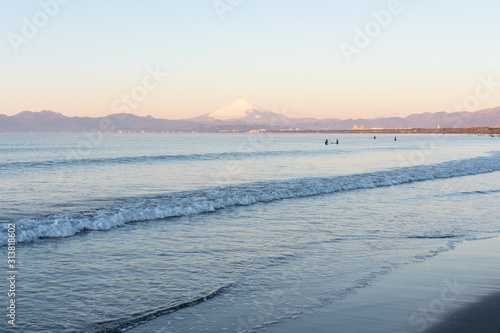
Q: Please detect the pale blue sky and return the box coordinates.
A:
[1,0,499,119]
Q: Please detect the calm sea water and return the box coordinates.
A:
[0,132,499,332]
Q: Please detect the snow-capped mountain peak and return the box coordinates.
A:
[186,99,290,126]
[208,99,265,120]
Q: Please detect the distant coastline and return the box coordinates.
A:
[2,127,499,135]
[1,105,499,133]
[265,127,500,135]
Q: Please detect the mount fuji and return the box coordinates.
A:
[188,99,289,126]
[1,101,499,132]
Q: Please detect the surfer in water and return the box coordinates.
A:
[325,139,328,145]
[394,137,397,141]
[336,139,339,144]
[374,136,376,139]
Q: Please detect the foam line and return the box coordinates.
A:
[1,153,499,246]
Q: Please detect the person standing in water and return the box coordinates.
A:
[394,137,397,141]
[325,139,328,145]
[336,139,339,144]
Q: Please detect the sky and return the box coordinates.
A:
[1,0,500,120]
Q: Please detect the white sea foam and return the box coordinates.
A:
[1,153,499,246]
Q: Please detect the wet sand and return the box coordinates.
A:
[266,236,500,333]
[425,291,500,333]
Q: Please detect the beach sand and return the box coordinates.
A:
[266,236,500,333]
[424,291,500,333]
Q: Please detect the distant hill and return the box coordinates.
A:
[188,101,499,130]
[0,102,499,132]
[0,111,197,132]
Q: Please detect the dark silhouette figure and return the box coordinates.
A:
[374,136,376,139]
[394,137,397,141]
[325,139,328,145]
[336,139,339,144]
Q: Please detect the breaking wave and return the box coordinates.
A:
[1,152,499,246]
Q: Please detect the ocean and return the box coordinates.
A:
[1,132,499,332]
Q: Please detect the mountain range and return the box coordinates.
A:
[1,99,499,132]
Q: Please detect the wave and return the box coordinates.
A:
[0,149,325,171]
[436,189,500,198]
[84,284,231,333]
[1,152,499,246]
[459,189,500,195]
[407,235,458,239]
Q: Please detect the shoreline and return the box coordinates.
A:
[265,127,500,135]
[266,236,500,333]
[1,127,499,135]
